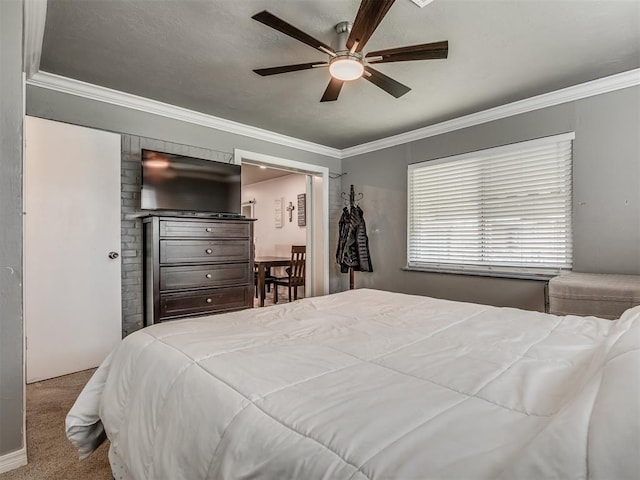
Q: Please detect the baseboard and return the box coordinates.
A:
[0,448,27,474]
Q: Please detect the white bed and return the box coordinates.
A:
[66,288,640,479]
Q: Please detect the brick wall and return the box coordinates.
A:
[119,134,342,336]
[120,135,143,336]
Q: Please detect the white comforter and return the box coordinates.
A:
[66,289,640,480]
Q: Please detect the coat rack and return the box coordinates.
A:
[341,184,363,208]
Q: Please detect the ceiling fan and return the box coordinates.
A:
[252,0,448,102]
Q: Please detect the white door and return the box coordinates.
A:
[25,116,122,383]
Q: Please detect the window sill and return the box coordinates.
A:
[403,266,559,281]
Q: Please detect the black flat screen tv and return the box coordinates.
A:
[141,149,242,215]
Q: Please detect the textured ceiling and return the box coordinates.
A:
[40,0,640,149]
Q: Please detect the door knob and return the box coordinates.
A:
[108,251,120,259]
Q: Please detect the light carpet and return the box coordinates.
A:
[0,369,111,480]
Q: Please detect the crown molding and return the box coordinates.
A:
[26,72,342,159]
[341,68,640,158]
[23,0,47,78]
[27,68,640,160]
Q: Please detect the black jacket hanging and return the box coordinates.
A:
[336,205,373,274]
[352,205,373,272]
[337,207,357,273]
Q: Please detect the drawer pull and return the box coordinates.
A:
[205,249,212,254]
[205,273,212,279]
[205,227,212,232]
[206,298,213,303]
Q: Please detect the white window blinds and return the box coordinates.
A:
[407,133,574,277]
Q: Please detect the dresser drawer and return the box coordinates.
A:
[159,286,251,319]
[160,239,250,264]
[160,263,250,291]
[160,220,250,238]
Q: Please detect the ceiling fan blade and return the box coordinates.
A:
[320,78,344,102]
[252,11,336,56]
[254,62,328,76]
[363,66,410,98]
[366,41,448,63]
[346,0,396,52]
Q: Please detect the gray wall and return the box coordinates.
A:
[0,0,25,456]
[342,86,640,311]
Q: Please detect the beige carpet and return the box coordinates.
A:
[0,369,112,480]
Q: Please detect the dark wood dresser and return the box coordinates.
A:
[143,215,254,325]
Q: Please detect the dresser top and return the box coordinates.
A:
[142,213,254,223]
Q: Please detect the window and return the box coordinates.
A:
[407,133,574,278]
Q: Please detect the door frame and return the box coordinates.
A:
[233,149,329,296]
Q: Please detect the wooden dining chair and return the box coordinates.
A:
[273,245,306,303]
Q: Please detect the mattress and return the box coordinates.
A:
[66,288,640,479]
[549,272,640,319]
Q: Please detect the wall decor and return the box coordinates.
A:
[286,201,295,222]
[274,197,283,228]
[297,193,306,226]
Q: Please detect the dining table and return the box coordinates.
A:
[254,255,291,307]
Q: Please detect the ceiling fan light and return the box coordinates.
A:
[329,58,364,81]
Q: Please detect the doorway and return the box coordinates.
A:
[234,149,329,300]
